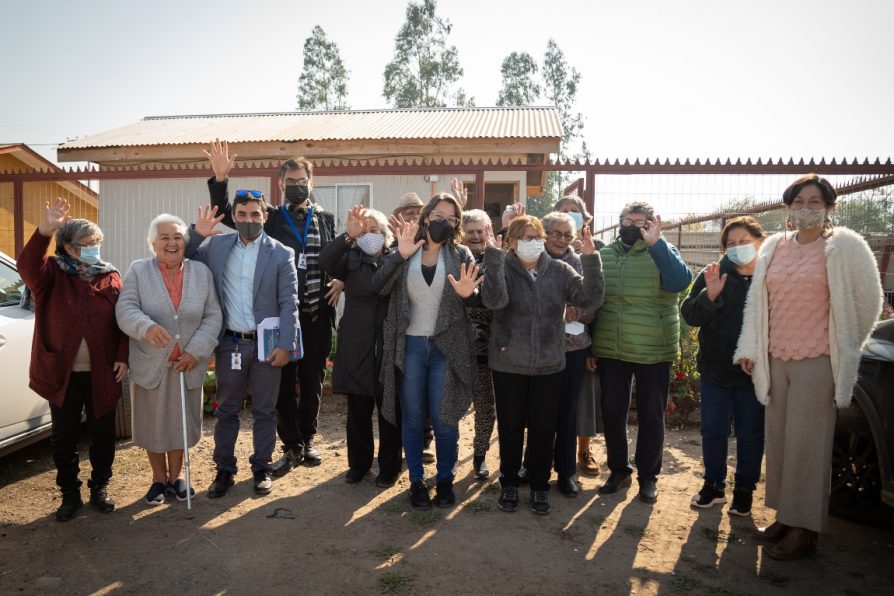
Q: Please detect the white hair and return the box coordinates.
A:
[147,213,190,255]
[542,211,576,234]
[462,209,492,228]
[364,208,393,247]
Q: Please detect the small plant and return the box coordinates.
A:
[370,544,402,562]
[670,575,702,591]
[464,500,493,514]
[380,502,409,515]
[701,527,743,544]
[480,481,500,493]
[668,326,701,426]
[408,510,441,526]
[623,525,649,537]
[377,571,412,594]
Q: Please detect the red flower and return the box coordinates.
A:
[674,370,686,381]
[665,401,677,414]
[211,400,219,410]
[326,360,334,367]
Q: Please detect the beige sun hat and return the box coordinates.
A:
[392,192,424,216]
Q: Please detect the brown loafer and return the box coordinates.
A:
[578,451,600,476]
[766,527,817,561]
[752,520,789,542]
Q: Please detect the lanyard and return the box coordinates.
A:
[280,205,313,251]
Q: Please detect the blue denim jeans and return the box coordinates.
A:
[400,336,458,483]
[700,378,765,491]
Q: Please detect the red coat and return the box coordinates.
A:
[17,229,128,419]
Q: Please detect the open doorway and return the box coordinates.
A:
[463,182,518,222]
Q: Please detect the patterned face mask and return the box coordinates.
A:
[357,232,385,255]
[789,207,826,230]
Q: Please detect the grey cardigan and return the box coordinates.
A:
[481,247,604,375]
[372,242,478,428]
[116,258,222,390]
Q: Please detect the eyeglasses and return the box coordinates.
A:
[430,211,459,226]
[77,241,101,248]
[520,235,542,242]
[548,231,575,242]
[284,178,310,187]
[235,190,264,199]
[620,218,649,228]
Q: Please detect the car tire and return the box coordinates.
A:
[115,373,132,439]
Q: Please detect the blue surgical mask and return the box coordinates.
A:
[79,245,102,265]
[567,211,584,231]
[726,243,757,266]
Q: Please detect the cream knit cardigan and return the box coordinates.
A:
[733,227,883,408]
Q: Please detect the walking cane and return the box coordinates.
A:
[178,371,192,510]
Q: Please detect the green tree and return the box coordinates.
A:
[836,187,894,234]
[541,39,584,158]
[496,52,540,106]
[383,0,470,108]
[297,26,350,111]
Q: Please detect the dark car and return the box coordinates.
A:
[830,318,894,524]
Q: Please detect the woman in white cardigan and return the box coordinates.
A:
[116,214,222,505]
[734,174,883,560]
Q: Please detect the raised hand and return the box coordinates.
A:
[501,202,525,229]
[447,261,484,298]
[580,225,596,255]
[39,198,70,237]
[146,324,171,348]
[388,213,406,237]
[450,178,468,208]
[195,204,225,237]
[202,138,237,182]
[484,224,503,249]
[346,205,368,239]
[704,262,728,301]
[397,220,424,259]
[640,214,662,246]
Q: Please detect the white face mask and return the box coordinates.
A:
[357,232,385,256]
[725,242,757,266]
[515,239,545,262]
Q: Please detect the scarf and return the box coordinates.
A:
[55,253,117,279]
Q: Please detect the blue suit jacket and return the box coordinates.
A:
[185,231,299,351]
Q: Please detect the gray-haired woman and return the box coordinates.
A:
[116,214,222,505]
[17,198,129,521]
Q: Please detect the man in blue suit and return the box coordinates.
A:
[186,193,299,497]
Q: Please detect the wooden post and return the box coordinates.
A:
[270,176,281,206]
[585,168,596,231]
[13,180,24,258]
[474,169,485,209]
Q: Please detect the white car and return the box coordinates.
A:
[0,251,51,454]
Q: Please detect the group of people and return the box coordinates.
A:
[21,140,883,562]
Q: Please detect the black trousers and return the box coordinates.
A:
[276,309,333,450]
[50,372,116,493]
[493,370,563,491]
[599,358,672,482]
[346,393,402,476]
[554,349,588,478]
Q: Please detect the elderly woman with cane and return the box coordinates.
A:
[116,214,222,505]
[18,198,129,521]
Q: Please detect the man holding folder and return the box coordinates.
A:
[187,194,299,497]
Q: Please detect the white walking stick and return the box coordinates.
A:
[179,371,192,510]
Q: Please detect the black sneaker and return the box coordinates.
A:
[728,489,753,517]
[435,480,455,508]
[145,481,167,506]
[167,478,195,502]
[530,489,551,515]
[253,471,273,495]
[497,486,519,512]
[302,443,322,466]
[89,483,115,513]
[271,449,302,477]
[473,455,489,480]
[345,468,367,484]
[409,480,431,510]
[691,481,726,509]
[55,491,83,522]
[208,470,235,498]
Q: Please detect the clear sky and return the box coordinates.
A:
[1,0,891,165]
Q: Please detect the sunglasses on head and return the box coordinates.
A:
[235,190,264,199]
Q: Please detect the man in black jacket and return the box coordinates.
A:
[204,139,340,473]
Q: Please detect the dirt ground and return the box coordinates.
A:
[1,396,893,596]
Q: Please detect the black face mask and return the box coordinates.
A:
[284,184,309,204]
[619,225,642,245]
[427,219,453,244]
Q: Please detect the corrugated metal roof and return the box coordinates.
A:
[59,107,562,149]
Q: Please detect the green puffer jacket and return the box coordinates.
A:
[592,240,680,364]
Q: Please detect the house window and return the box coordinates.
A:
[312,184,372,232]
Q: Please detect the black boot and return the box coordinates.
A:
[56,490,83,522]
[88,481,115,513]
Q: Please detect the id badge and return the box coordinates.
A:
[231,351,242,370]
[297,253,307,270]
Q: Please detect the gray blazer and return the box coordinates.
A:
[481,247,604,376]
[185,231,299,351]
[116,258,222,390]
